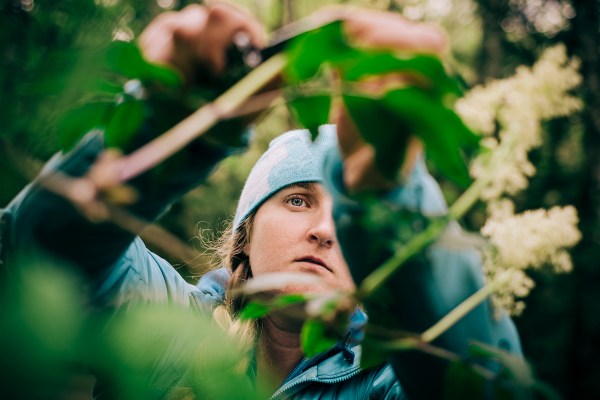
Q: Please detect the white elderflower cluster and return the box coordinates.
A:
[456,44,583,201]
[485,269,535,317]
[481,201,581,316]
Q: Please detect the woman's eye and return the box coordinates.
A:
[288,197,307,207]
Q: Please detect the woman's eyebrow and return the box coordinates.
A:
[285,182,318,191]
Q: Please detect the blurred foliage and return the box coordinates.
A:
[1,0,599,399]
[0,260,263,399]
[284,20,477,184]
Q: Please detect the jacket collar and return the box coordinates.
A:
[269,344,364,399]
[193,268,368,398]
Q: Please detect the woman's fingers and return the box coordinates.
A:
[316,7,443,192]
[139,3,265,83]
[195,2,265,74]
[312,6,446,55]
[342,9,447,55]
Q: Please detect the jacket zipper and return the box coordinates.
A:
[269,368,364,400]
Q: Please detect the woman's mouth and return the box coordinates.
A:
[295,256,332,272]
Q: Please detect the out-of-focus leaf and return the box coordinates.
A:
[79,304,259,400]
[359,339,389,370]
[58,101,112,151]
[391,210,431,246]
[285,21,460,98]
[240,301,271,319]
[443,360,487,400]
[240,294,308,320]
[54,42,183,153]
[383,87,479,187]
[284,19,477,187]
[287,95,331,140]
[93,78,124,95]
[301,319,338,357]
[342,95,410,180]
[1,262,86,399]
[343,53,461,98]
[469,342,535,387]
[106,41,182,88]
[387,88,479,147]
[26,49,106,96]
[284,21,353,82]
[468,342,539,400]
[274,293,309,306]
[104,100,145,150]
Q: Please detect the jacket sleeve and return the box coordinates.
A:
[322,147,522,400]
[5,125,238,304]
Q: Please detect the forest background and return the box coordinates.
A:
[0,0,598,398]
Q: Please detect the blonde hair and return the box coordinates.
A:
[171,216,259,400]
[210,214,258,371]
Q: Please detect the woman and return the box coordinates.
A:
[5,3,521,399]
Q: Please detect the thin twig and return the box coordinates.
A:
[357,133,516,299]
[223,88,284,119]
[36,170,204,270]
[15,54,289,271]
[365,336,497,380]
[357,217,448,298]
[118,53,288,182]
[420,280,502,344]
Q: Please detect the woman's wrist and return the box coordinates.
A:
[342,136,423,195]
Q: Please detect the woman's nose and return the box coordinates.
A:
[307,211,336,248]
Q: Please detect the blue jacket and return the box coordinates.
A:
[5,130,521,399]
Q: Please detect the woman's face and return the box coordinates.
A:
[244,182,355,293]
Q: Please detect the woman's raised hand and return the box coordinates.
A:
[318,7,447,193]
[139,3,265,84]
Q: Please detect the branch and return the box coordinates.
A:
[357,217,448,298]
[364,336,496,380]
[117,53,288,182]
[357,133,516,299]
[36,170,205,270]
[420,278,505,343]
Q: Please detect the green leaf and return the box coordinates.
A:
[273,293,308,307]
[343,95,410,180]
[359,340,389,370]
[443,360,486,400]
[469,342,535,387]
[301,319,337,357]
[285,21,461,99]
[382,87,479,187]
[27,48,106,96]
[344,53,461,98]
[284,19,477,187]
[104,100,146,150]
[93,78,124,95]
[468,342,538,400]
[239,301,270,319]
[106,41,146,77]
[58,101,112,151]
[287,95,331,140]
[82,304,256,400]
[285,21,354,82]
[106,41,182,87]
[240,294,307,320]
[1,262,88,398]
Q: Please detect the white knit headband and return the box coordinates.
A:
[233,125,338,231]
